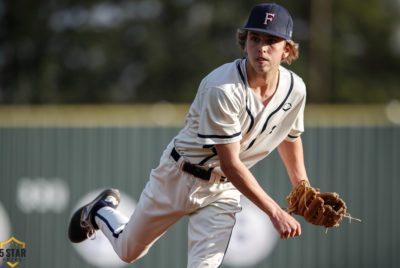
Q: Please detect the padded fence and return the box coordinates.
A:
[0,105,399,268]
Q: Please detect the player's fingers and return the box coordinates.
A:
[287,222,301,238]
[290,229,298,237]
[280,230,290,239]
[283,232,290,239]
[288,228,296,238]
[292,226,301,237]
[279,231,285,239]
[291,223,301,237]
[277,213,301,239]
[285,227,296,239]
[296,224,302,236]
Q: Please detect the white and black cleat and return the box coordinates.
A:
[68,189,120,243]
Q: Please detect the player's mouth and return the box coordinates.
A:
[256,56,269,63]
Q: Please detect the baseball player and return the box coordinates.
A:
[69,3,308,267]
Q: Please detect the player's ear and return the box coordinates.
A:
[243,34,248,54]
[282,42,290,60]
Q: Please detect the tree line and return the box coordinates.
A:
[1,0,399,104]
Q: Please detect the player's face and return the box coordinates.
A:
[244,31,289,74]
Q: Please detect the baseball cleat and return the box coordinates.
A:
[68,189,120,243]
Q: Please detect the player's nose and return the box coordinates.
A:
[257,42,270,54]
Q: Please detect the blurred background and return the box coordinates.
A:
[1,0,400,104]
[0,0,399,267]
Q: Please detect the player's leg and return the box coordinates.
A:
[69,143,197,263]
[94,185,186,263]
[69,174,186,262]
[187,196,242,268]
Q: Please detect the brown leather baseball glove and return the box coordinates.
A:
[286,180,360,231]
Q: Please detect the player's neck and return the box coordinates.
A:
[247,67,280,106]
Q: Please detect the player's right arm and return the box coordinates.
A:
[215,141,301,239]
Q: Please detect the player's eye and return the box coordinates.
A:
[265,38,277,45]
[250,36,260,43]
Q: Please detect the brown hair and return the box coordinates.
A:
[236,28,299,65]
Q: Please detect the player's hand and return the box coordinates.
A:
[270,207,301,239]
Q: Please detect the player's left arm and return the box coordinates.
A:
[277,137,309,188]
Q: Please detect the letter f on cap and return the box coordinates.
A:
[264,13,275,25]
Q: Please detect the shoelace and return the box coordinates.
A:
[81,220,97,240]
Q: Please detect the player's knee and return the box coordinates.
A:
[119,252,139,263]
[119,254,135,263]
[119,246,149,263]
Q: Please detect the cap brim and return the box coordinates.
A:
[242,27,291,40]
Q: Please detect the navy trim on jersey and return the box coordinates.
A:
[288,134,299,139]
[199,146,218,165]
[245,72,294,151]
[247,139,256,150]
[236,59,254,134]
[245,106,254,134]
[96,211,125,238]
[197,132,241,139]
[261,72,294,133]
[236,59,246,83]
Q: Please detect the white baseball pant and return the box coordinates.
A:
[95,142,242,268]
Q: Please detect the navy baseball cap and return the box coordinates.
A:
[243,3,293,40]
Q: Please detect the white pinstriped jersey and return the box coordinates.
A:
[174,58,306,173]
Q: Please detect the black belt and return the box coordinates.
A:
[171,147,229,183]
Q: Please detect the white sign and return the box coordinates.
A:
[16,177,69,213]
[0,202,11,267]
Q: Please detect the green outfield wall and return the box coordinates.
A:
[0,105,399,268]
